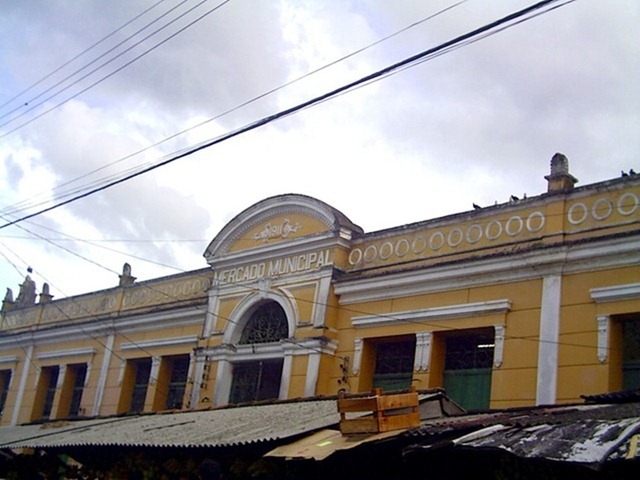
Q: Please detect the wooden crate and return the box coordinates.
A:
[337,388,420,435]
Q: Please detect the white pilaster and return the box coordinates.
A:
[305,352,321,397]
[352,338,363,375]
[93,333,114,417]
[149,356,161,386]
[536,275,562,405]
[11,345,33,426]
[213,359,233,406]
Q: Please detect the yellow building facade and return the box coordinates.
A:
[1,154,639,426]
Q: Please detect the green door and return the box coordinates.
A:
[443,333,494,410]
[443,368,492,410]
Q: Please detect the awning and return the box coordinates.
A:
[0,398,342,449]
[266,428,405,461]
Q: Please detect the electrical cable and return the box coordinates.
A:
[0,0,172,116]
[0,0,232,137]
[0,0,469,219]
[0,0,572,231]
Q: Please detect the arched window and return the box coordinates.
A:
[238,302,288,344]
[229,301,289,404]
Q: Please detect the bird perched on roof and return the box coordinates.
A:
[630,169,637,175]
[621,170,629,177]
[510,195,519,202]
[473,203,481,211]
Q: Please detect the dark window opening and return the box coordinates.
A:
[372,339,416,392]
[623,317,640,390]
[239,302,288,344]
[68,364,87,417]
[165,356,190,409]
[0,370,12,418]
[129,359,151,413]
[42,366,60,420]
[230,360,283,404]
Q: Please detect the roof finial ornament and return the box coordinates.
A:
[545,152,578,193]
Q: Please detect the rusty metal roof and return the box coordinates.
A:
[0,398,342,449]
[405,402,640,466]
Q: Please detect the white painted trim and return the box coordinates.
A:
[92,333,114,416]
[203,289,220,337]
[305,352,321,397]
[352,299,511,328]
[57,365,67,389]
[189,354,206,408]
[313,273,332,327]
[11,345,33,426]
[120,336,198,351]
[597,315,609,363]
[352,338,363,375]
[336,238,640,305]
[213,360,232,406]
[149,356,161,386]
[414,332,431,372]
[590,282,640,303]
[280,353,293,400]
[536,275,561,405]
[493,324,505,368]
[37,347,96,360]
[0,356,19,364]
[0,306,205,348]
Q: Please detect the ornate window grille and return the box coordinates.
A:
[239,302,288,344]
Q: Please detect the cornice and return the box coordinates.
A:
[590,282,640,303]
[352,300,511,328]
[335,237,640,304]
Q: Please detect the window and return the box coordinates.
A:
[372,339,416,392]
[228,302,289,404]
[443,331,494,410]
[623,317,640,390]
[68,364,87,417]
[0,369,12,418]
[165,355,190,410]
[41,366,60,420]
[239,302,288,344]
[230,359,284,404]
[129,359,152,413]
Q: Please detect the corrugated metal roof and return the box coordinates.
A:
[405,402,640,466]
[0,399,341,449]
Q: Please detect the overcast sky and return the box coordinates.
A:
[0,0,638,299]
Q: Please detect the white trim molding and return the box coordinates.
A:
[120,336,198,351]
[414,332,432,372]
[352,338,363,375]
[494,324,506,368]
[536,275,562,405]
[590,282,640,303]
[351,299,512,328]
[0,356,19,364]
[597,315,609,363]
[37,347,96,360]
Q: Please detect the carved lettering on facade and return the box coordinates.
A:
[253,218,301,243]
[215,249,331,284]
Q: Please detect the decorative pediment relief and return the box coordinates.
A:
[204,194,362,261]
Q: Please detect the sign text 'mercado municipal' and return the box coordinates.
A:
[215,249,331,284]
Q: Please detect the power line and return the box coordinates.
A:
[0,0,232,137]
[0,0,170,114]
[0,0,572,231]
[0,1,469,219]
